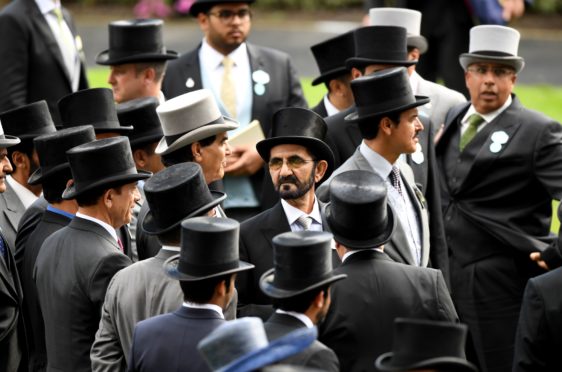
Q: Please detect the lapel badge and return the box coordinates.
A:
[75,35,83,52]
[185,78,195,89]
[254,84,265,96]
[411,143,424,164]
[491,130,509,145]
[252,70,270,96]
[490,142,502,153]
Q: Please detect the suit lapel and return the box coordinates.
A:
[182,47,203,94]
[1,184,25,233]
[247,44,268,128]
[259,203,290,250]
[0,233,19,301]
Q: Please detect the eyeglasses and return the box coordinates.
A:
[207,9,252,23]
[268,156,316,170]
[467,65,515,79]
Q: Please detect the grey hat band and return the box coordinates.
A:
[165,116,225,146]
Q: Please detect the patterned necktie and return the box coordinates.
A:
[389,166,403,197]
[296,215,313,231]
[221,56,237,119]
[460,113,485,151]
[0,234,6,262]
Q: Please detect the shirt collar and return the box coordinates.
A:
[47,204,75,220]
[183,302,225,319]
[342,248,384,262]
[409,70,421,95]
[200,38,248,71]
[275,309,314,328]
[359,142,394,180]
[161,245,180,252]
[281,197,322,226]
[6,175,39,209]
[462,95,513,125]
[35,0,59,14]
[75,212,119,243]
[323,94,341,117]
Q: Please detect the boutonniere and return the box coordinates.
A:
[252,70,270,96]
[411,142,425,164]
[185,77,195,89]
[74,35,83,52]
[489,130,509,153]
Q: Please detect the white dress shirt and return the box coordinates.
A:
[461,95,512,135]
[281,198,323,232]
[76,212,119,243]
[275,309,314,328]
[342,248,384,263]
[183,302,224,319]
[323,94,341,117]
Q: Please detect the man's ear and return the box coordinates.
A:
[132,148,147,169]
[103,188,114,208]
[11,151,29,171]
[379,117,393,136]
[314,160,328,183]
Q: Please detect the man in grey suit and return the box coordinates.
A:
[260,230,345,372]
[91,162,227,371]
[318,67,447,277]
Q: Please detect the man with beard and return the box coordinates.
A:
[238,107,335,320]
[259,230,345,371]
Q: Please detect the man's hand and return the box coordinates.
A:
[225,144,264,176]
[530,252,550,271]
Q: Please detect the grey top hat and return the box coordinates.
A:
[198,317,317,372]
[164,217,254,281]
[155,89,238,155]
[0,123,21,148]
[189,0,255,17]
[369,8,428,54]
[460,25,525,73]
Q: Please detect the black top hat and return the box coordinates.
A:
[0,101,56,140]
[164,217,254,281]
[260,231,347,299]
[346,26,416,69]
[58,88,133,134]
[28,126,96,186]
[142,162,226,235]
[117,97,164,148]
[375,318,477,372]
[96,19,178,66]
[189,0,255,16]
[256,108,335,183]
[326,170,396,250]
[310,31,355,86]
[62,136,151,199]
[345,67,429,125]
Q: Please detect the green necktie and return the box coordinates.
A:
[459,113,485,151]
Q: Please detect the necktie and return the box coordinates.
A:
[460,113,485,151]
[221,56,237,119]
[0,234,6,262]
[296,215,313,231]
[389,166,403,197]
[52,7,77,81]
[117,238,124,253]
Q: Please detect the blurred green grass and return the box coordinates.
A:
[89,69,562,232]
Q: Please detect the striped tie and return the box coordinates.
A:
[296,215,313,231]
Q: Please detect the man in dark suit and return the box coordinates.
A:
[128,217,254,372]
[34,137,150,372]
[319,170,458,372]
[238,108,335,319]
[309,31,355,119]
[0,0,88,124]
[20,126,96,372]
[260,230,345,371]
[435,25,562,372]
[162,0,308,217]
[0,123,26,372]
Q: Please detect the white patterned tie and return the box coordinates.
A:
[296,215,313,231]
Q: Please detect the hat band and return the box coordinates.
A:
[273,274,329,290]
[357,96,414,118]
[108,46,167,60]
[164,116,226,146]
[469,50,515,57]
[74,166,138,187]
[330,214,388,241]
[177,259,239,277]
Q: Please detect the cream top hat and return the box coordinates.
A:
[155,89,239,155]
[369,8,427,54]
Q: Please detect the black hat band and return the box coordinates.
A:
[165,116,225,146]
[357,96,414,117]
[109,46,167,60]
[178,259,239,277]
[330,211,388,241]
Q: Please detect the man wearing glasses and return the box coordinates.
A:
[162,0,307,222]
[237,107,336,320]
[436,25,562,372]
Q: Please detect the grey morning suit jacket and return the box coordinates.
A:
[0,183,26,252]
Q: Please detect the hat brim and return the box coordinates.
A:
[346,58,417,70]
[459,53,525,73]
[96,50,179,66]
[0,135,21,148]
[189,0,255,16]
[164,255,255,281]
[259,268,347,299]
[64,120,133,134]
[311,67,349,86]
[256,136,335,183]
[407,35,428,54]
[345,96,430,125]
[375,352,478,372]
[142,191,226,235]
[129,131,165,148]
[61,170,152,200]
[219,326,317,372]
[155,117,239,155]
[28,162,70,186]
[326,202,396,250]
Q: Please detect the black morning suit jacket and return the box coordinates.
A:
[436,95,562,372]
[34,217,131,372]
[264,313,339,372]
[21,210,71,372]
[237,201,340,320]
[0,232,27,372]
[311,99,328,118]
[0,0,88,124]
[162,43,308,211]
[319,250,458,372]
[128,307,224,372]
[513,267,562,372]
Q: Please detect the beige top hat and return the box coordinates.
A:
[369,8,428,54]
[459,25,525,73]
[155,89,239,155]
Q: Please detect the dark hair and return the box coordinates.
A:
[179,273,234,304]
[156,228,181,246]
[8,139,34,172]
[42,169,72,204]
[272,285,330,313]
[358,111,402,140]
[134,61,167,82]
[324,73,351,94]
[132,140,157,154]
[161,135,216,167]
